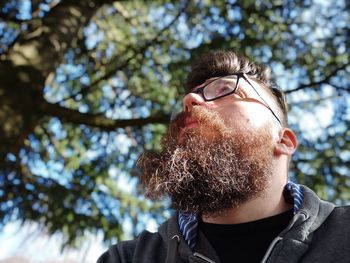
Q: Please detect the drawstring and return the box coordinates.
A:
[166,235,180,263]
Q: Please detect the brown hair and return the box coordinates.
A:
[185,50,288,127]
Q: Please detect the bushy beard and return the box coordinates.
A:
[138,107,274,216]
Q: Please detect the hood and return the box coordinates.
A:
[263,185,335,262]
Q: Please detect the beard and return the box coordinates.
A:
[138,107,274,217]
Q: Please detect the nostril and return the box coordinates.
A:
[183,92,204,112]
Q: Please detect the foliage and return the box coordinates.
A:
[0,0,349,246]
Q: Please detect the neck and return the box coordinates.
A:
[202,175,292,224]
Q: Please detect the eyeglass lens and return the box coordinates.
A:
[203,76,238,100]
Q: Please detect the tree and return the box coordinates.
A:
[0,0,349,246]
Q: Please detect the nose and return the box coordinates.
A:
[182,92,206,112]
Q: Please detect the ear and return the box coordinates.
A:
[274,128,298,156]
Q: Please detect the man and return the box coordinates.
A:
[98,51,350,263]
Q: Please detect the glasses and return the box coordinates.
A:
[189,73,282,124]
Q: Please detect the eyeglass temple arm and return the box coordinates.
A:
[241,74,282,125]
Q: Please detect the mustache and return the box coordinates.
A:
[170,107,221,129]
[169,107,229,143]
[170,109,200,127]
[169,110,188,130]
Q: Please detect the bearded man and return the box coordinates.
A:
[98,51,350,263]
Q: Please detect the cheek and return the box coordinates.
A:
[216,103,271,128]
[246,104,272,127]
[216,104,249,127]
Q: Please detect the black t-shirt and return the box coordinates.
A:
[199,209,293,263]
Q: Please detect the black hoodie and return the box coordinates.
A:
[97,185,350,263]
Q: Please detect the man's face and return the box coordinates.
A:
[138,76,278,216]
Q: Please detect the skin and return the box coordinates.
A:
[182,76,298,224]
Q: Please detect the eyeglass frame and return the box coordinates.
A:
[189,73,282,125]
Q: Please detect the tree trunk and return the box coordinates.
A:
[0,0,170,164]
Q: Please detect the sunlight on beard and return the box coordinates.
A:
[139,107,275,216]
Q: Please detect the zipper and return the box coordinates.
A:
[193,252,216,263]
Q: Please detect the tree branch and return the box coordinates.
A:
[39,101,170,130]
[332,84,350,92]
[0,12,24,23]
[31,0,60,20]
[57,1,188,104]
[284,64,349,94]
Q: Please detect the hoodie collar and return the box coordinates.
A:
[178,182,304,250]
